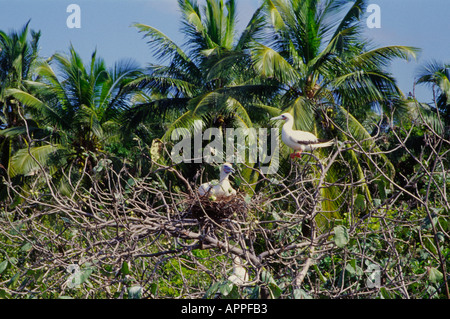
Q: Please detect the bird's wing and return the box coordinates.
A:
[288,130,319,145]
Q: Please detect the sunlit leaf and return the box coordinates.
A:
[334,225,349,248]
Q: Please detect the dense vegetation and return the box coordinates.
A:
[0,0,449,299]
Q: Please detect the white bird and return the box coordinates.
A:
[198,162,237,199]
[271,113,334,158]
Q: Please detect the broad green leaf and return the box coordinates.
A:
[205,281,221,298]
[219,281,235,296]
[7,273,20,288]
[268,282,282,299]
[0,289,9,299]
[70,266,95,287]
[251,43,298,83]
[261,270,281,299]
[428,267,443,283]
[20,242,32,252]
[9,144,63,177]
[260,269,277,285]
[334,225,349,248]
[345,259,363,276]
[9,257,18,265]
[0,260,8,274]
[424,238,438,255]
[293,288,312,299]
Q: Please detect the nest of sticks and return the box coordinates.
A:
[186,193,248,222]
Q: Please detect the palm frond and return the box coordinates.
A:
[350,45,419,69]
[134,23,200,78]
[250,43,299,84]
[9,144,63,177]
[405,100,445,134]
[335,104,395,178]
[235,2,266,50]
[161,109,203,142]
[6,88,69,129]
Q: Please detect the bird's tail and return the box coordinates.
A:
[313,139,334,149]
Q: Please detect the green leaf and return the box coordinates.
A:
[0,289,9,299]
[121,261,130,275]
[9,257,18,265]
[205,281,221,298]
[149,283,158,296]
[251,43,298,83]
[70,266,95,288]
[219,281,235,296]
[428,267,443,283]
[345,259,363,276]
[293,288,312,299]
[9,144,63,177]
[334,225,349,248]
[20,242,32,252]
[261,270,281,299]
[268,282,282,299]
[9,223,23,236]
[313,264,327,283]
[7,273,20,288]
[260,269,276,285]
[424,238,438,255]
[0,260,8,274]
[354,194,366,212]
[265,0,285,30]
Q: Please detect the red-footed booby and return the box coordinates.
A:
[198,162,236,199]
[271,113,334,158]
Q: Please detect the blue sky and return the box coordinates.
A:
[1,0,449,104]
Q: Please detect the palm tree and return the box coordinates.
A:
[6,46,141,180]
[127,0,272,144]
[415,61,450,134]
[0,21,41,199]
[0,21,40,129]
[251,0,419,219]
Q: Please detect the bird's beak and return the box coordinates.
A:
[270,115,282,121]
[224,166,235,174]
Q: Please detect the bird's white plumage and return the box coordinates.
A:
[271,113,333,157]
[198,162,236,198]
